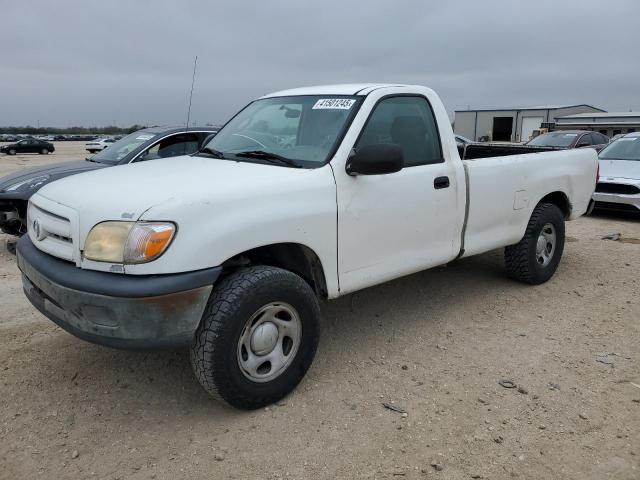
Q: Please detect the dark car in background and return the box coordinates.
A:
[525,130,609,152]
[0,138,55,155]
[0,126,217,235]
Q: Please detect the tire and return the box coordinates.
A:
[504,203,565,285]
[40,148,49,154]
[8,149,16,155]
[6,239,17,256]
[190,265,321,410]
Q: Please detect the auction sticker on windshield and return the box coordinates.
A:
[313,99,356,110]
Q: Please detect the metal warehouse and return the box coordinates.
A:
[454,104,605,143]
[555,112,640,138]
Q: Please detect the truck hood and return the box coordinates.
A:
[35,155,323,222]
[0,160,106,194]
[599,159,640,181]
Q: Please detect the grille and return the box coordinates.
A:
[595,183,640,195]
[595,202,640,213]
[27,203,74,261]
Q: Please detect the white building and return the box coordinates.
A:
[554,112,640,138]
[454,104,605,143]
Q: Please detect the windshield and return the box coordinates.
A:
[91,131,157,164]
[526,132,578,147]
[599,136,640,161]
[203,95,361,167]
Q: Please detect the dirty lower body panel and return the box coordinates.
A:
[16,236,220,349]
[593,185,640,213]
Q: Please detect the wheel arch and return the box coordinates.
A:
[220,242,329,298]
[538,191,572,219]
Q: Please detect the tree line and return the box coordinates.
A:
[0,125,148,135]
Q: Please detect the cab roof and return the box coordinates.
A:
[139,125,218,134]
[261,83,413,98]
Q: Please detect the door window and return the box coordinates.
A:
[576,134,591,147]
[356,96,443,166]
[139,133,200,161]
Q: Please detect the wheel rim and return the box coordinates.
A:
[535,223,556,267]
[237,302,302,383]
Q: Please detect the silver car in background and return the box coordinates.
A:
[593,132,640,213]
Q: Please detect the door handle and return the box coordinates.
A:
[434,176,450,189]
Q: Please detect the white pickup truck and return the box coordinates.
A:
[17,84,598,409]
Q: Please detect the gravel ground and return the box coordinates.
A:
[1,143,639,479]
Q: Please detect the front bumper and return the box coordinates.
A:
[17,236,221,349]
[592,192,640,212]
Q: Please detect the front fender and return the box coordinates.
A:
[124,165,340,296]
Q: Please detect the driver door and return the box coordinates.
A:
[21,140,35,153]
[335,95,461,294]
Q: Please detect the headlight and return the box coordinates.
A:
[84,221,176,264]
[5,174,51,191]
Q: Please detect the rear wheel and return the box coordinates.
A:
[40,148,49,154]
[190,266,321,410]
[504,203,565,284]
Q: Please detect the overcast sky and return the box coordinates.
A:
[1,0,639,127]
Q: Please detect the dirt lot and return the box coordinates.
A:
[1,143,639,480]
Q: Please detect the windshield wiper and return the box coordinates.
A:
[233,150,302,168]
[196,147,226,159]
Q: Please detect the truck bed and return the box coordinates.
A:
[460,147,598,258]
[460,143,560,160]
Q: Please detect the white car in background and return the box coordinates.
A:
[85,138,116,154]
[593,132,640,213]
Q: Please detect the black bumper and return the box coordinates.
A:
[17,236,221,349]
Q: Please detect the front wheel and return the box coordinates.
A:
[504,203,565,285]
[190,266,321,410]
[8,149,16,155]
[40,148,49,154]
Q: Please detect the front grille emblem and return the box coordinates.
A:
[32,219,45,241]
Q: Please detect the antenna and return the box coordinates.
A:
[185,55,198,130]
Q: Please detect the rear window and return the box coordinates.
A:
[526,132,578,147]
[591,133,608,144]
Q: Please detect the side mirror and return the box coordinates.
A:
[346,144,404,176]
